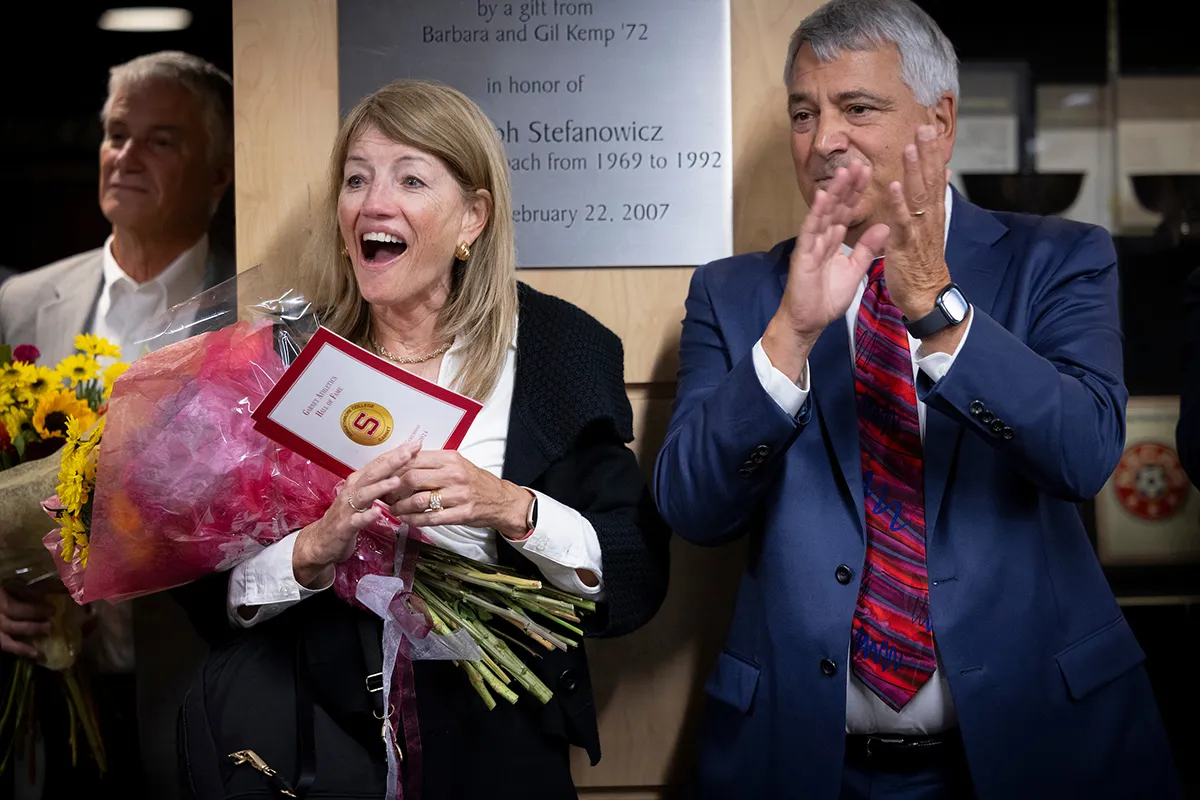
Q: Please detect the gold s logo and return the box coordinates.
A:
[340,402,394,446]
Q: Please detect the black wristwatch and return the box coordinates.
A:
[902,283,970,339]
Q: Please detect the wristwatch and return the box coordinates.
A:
[902,283,970,339]
[502,487,539,542]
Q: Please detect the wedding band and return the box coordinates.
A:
[425,489,443,513]
[347,492,371,513]
[911,210,926,217]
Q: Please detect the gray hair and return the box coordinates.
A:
[101,51,234,166]
[784,0,959,107]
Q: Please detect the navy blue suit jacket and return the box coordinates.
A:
[654,190,1179,799]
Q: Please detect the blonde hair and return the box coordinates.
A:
[300,79,519,402]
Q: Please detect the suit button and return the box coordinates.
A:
[969,400,985,417]
[755,445,770,456]
[737,467,752,477]
[990,419,1005,434]
[979,411,995,424]
[835,565,853,585]
[820,659,837,677]
[750,453,765,464]
[1002,426,1015,440]
[559,669,578,693]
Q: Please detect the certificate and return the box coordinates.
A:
[251,327,482,478]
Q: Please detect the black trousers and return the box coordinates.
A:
[412,659,578,800]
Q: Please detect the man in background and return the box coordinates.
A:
[0,50,234,798]
[1180,265,1200,488]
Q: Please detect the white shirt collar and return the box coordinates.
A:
[101,233,209,307]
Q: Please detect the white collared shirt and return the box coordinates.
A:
[752,187,971,735]
[228,321,607,627]
[93,234,209,361]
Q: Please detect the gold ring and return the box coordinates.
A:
[347,492,371,513]
[425,489,443,513]
[911,210,926,217]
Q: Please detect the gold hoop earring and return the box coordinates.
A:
[454,241,471,261]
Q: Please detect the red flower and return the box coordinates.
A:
[12,344,39,363]
[0,422,12,455]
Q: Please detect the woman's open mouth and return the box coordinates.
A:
[360,231,408,266]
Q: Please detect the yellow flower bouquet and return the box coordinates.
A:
[0,335,127,776]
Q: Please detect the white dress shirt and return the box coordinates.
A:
[86,234,210,674]
[94,234,210,361]
[753,188,972,735]
[228,322,607,627]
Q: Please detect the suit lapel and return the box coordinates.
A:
[774,246,866,533]
[921,189,1012,540]
[35,257,103,364]
[811,320,867,532]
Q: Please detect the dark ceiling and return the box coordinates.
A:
[0,2,232,158]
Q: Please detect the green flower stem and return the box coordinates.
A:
[534,586,597,614]
[488,625,543,660]
[473,659,518,705]
[414,583,552,704]
[482,653,510,684]
[460,661,496,710]
[64,667,106,774]
[512,592,581,620]
[415,563,519,598]
[514,598,584,640]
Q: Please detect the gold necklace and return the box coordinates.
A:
[371,337,453,364]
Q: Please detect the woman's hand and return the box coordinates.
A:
[385,450,532,540]
[292,443,420,588]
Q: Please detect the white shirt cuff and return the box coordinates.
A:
[752,338,810,417]
[914,308,974,383]
[227,531,332,628]
[505,491,605,598]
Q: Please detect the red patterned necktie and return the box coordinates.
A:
[851,258,936,710]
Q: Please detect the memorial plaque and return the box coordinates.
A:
[339,0,733,268]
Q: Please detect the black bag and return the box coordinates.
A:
[177,606,389,799]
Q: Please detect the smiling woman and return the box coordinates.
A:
[175,78,671,800]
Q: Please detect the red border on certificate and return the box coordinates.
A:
[250,326,482,478]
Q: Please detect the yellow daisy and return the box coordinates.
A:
[101,361,130,399]
[33,391,95,440]
[57,354,99,388]
[74,416,105,453]
[60,514,87,562]
[23,365,62,402]
[2,361,36,394]
[2,409,25,442]
[0,361,25,389]
[81,446,99,485]
[74,333,122,360]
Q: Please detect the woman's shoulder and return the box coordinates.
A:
[516,282,622,359]
[512,282,632,445]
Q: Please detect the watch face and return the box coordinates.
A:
[940,288,969,323]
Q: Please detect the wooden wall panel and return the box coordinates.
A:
[232,0,817,791]
[232,0,339,278]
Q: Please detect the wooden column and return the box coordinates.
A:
[231,1,822,793]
